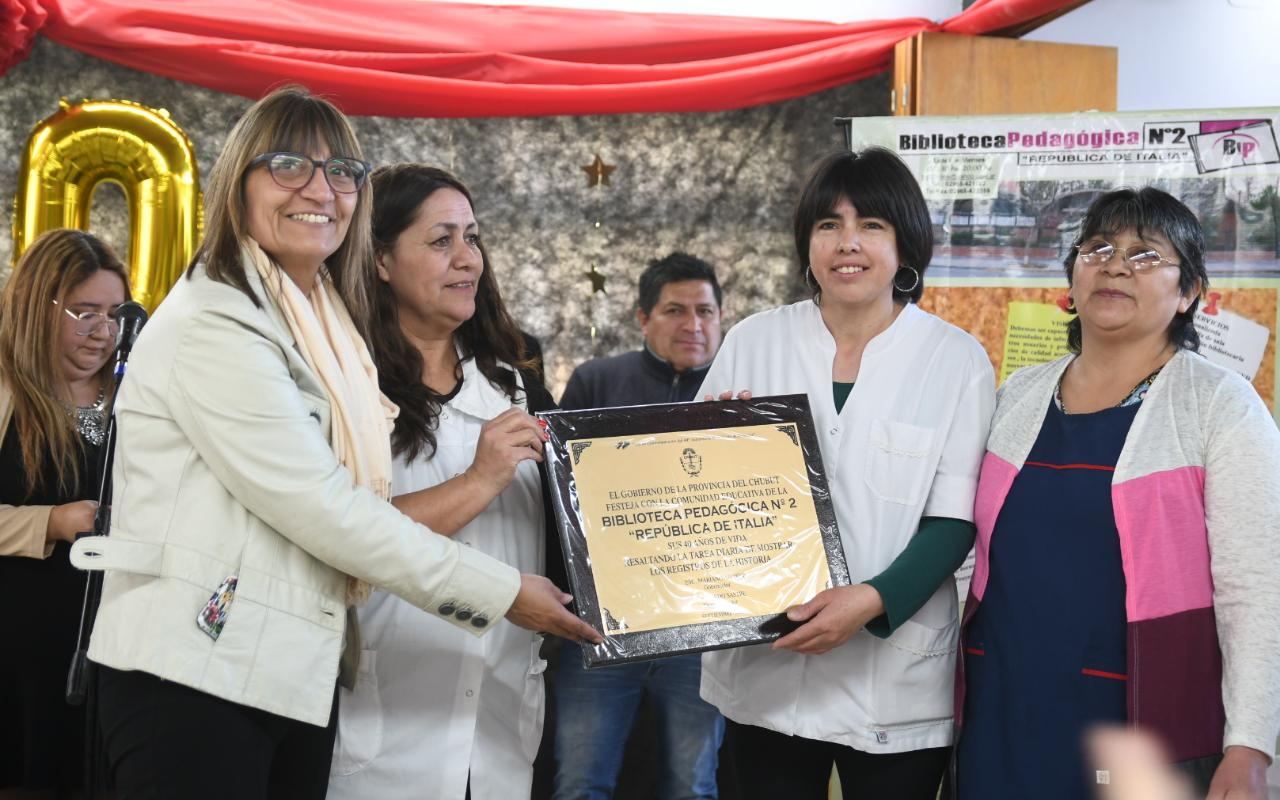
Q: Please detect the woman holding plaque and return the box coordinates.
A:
[326,163,554,800]
[0,229,128,798]
[70,88,596,799]
[698,147,994,799]
[956,187,1280,800]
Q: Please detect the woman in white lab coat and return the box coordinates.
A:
[699,148,994,799]
[327,164,556,800]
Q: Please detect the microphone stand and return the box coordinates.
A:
[67,303,145,705]
[65,304,143,799]
[64,347,125,706]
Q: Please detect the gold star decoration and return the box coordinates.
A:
[584,262,607,294]
[581,154,615,188]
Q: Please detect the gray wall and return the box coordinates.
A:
[0,39,886,394]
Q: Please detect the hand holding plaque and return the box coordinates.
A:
[540,394,849,667]
[772,582,885,655]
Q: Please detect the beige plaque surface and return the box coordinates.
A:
[570,422,831,635]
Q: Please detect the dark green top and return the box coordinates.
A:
[864,516,975,637]
[831,381,973,637]
[833,381,854,413]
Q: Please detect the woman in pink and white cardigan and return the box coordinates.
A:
[955,187,1280,800]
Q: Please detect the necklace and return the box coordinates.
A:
[1056,365,1163,415]
[74,386,108,446]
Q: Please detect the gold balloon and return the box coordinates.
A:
[12,98,202,311]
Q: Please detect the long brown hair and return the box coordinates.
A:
[193,85,375,337]
[367,164,533,462]
[0,229,130,495]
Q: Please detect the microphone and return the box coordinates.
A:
[113,301,148,359]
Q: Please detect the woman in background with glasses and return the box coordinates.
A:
[956,187,1280,800]
[72,86,597,800]
[0,228,128,798]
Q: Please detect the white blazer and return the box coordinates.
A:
[70,261,521,727]
[329,356,547,800]
[698,301,994,753]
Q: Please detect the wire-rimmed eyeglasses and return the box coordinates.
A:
[1075,239,1179,272]
[53,300,121,337]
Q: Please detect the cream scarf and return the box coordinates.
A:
[246,241,395,605]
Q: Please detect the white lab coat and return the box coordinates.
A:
[699,301,994,754]
[329,357,547,800]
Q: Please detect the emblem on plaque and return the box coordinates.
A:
[679,447,703,477]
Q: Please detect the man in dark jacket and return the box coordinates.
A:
[553,252,726,800]
[560,252,723,410]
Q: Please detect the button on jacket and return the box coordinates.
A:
[70,262,521,728]
[329,356,547,800]
[698,301,994,753]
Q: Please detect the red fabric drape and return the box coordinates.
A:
[3,0,1081,117]
[1,0,46,73]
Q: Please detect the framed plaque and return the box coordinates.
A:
[539,394,848,667]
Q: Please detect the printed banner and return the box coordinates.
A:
[846,109,1280,420]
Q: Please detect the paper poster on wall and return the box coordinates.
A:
[849,108,1280,280]
[1194,305,1270,381]
[1000,302,1072,383]
[843,109,1280,420]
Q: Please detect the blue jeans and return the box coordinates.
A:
[552,642,724,800]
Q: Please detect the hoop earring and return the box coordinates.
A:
[803,264,819,291]
[893,266,920,294]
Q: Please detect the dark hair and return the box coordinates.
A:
[793,147,933,304]
[637,252,722,314]
[1063,187,1207,354]
[194,85,375,337]
[366,163,532,462]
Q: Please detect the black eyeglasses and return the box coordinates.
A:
[249,152,372,194]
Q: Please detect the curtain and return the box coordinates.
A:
[1,0,1082,117]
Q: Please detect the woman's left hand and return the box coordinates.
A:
[772,584,885,655]
[1206,745,1270,799]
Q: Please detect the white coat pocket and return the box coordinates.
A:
[874,586,958,730]
[331,649,383,776]
[864,419,936,505]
